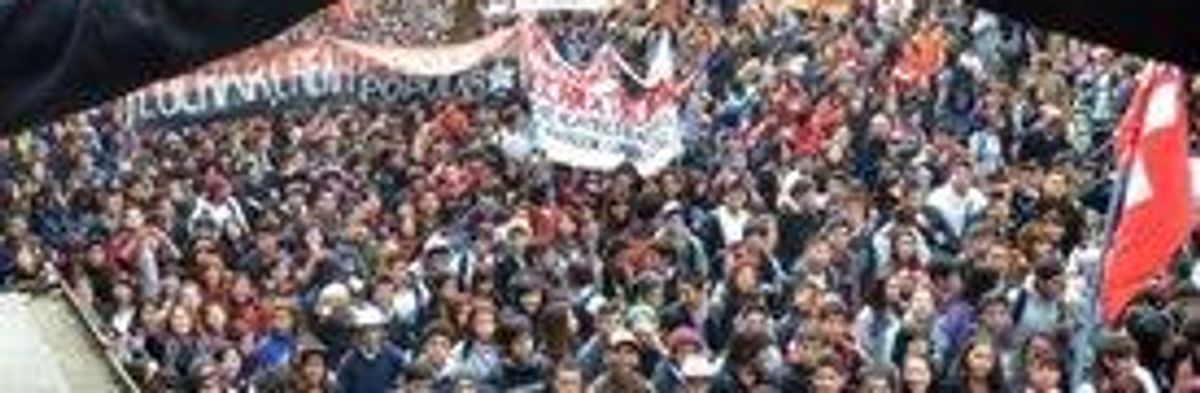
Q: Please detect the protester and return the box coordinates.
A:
[4,0,1200,392]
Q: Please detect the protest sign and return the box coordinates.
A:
[521,26,685,175]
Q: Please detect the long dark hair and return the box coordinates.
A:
[537,301,577,363]
[948,337,1005,392]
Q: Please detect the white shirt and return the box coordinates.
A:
[712,205,752,245]
[189,196,249,234]
[969,131,1005,176]
[925,183,988,237]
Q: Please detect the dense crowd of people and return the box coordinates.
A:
[4,0,1200,392]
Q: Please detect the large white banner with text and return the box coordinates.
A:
[522,27,685,175]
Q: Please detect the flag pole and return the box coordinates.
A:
[1074,63,1155,389]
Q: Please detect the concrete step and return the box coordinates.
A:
[1,292,130,392]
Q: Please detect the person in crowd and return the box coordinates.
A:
[551,361,586,393]
[901,355,937,393]
[489,313,551,392]
[588,328,654,393]
[335,304,407,393]
[945,337,1006,393]
[651,326,708,393]
[1083,331,1161,393]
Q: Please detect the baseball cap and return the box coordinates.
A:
[608,328,640,350]
[680,355,719,379]
[352,303,388,327]
[667,327,705,351]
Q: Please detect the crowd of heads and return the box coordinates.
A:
[4,0,1200,392]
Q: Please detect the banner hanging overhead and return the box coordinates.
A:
[123,28,521,125]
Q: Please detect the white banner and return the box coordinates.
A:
[522,27,684,175]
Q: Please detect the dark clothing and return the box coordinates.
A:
[0,0,331,129]
[335,346,407,393]
[1018,130,1071,167]
[661,302,723,351]
[488,357,551,392]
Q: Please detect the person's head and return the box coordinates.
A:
[421,321,455,366]
[1024,351,1065,392]
[551,362,584,393]
[296,348,327,385]
[736,302,772,334]
[1098,331,1140,380]
[113,281,135,306]
[516,279,546,316]
[678,274,709,308]
[353,304,389,352]
[950,163,973,193]
[1040,171,1070,200]
[216,347,243,381]
[858,363,898,393]
[595,302,624,337]
[893,230,919,263]
[202,302,228,334]
[902,355,934,393]
[403,361,436,393]
[231,273,258,304]
[730,261,759,294]
[959,338,1001,386]
[977,295,1012,335]
[804,239,835,272]
[498,314,536,362]
[271,305,295,333]
[680,354,718,392]
[168,306,194,336]
[1033,262,1065,299]
[667,327,705,361]
[605,329,641,371]
[812,355,849,393]
[723,185,749,210]
[817,298,851,341]
[786,330,824,367]
[467,301,497,342]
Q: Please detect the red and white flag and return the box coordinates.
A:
[1103,63,1193,323]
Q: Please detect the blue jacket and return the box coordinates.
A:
[336,345,406,393]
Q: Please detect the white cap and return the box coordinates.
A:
[680,355,719,379]
[315,282,351,318]
[353,304,388,327]
[608,328,640,349]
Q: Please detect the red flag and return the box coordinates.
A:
[1102,64,1193,323]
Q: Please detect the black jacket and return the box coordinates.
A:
[0,0,330,130]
